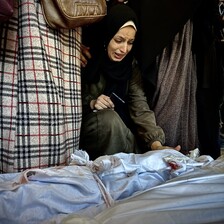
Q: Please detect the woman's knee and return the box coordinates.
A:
[97,109,124,129]
[81,109,125,138]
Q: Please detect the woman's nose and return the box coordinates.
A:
[120,43,128,53]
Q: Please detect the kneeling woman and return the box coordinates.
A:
[80,4,170,160]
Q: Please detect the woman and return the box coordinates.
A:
[80,4,179,160]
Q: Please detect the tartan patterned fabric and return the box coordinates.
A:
[0,0,82,173]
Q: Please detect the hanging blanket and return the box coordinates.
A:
[0,0,82,173]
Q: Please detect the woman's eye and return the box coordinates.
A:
[114,39,122,43]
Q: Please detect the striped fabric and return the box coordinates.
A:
[0,0,82,173]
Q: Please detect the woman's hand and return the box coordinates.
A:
[90,94,114,110]
[151,141,181,151]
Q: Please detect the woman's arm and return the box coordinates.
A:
[128,62,180,151]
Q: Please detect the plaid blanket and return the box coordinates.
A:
[0,0,82,173]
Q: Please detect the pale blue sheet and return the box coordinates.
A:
[0,149,223,224]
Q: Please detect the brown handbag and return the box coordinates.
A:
[40,0,107,29]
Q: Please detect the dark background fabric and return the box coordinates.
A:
[128,0,203,85]
[127,0,223,158]
[193,0,224,159]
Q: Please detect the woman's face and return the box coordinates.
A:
[107,26,136,62]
